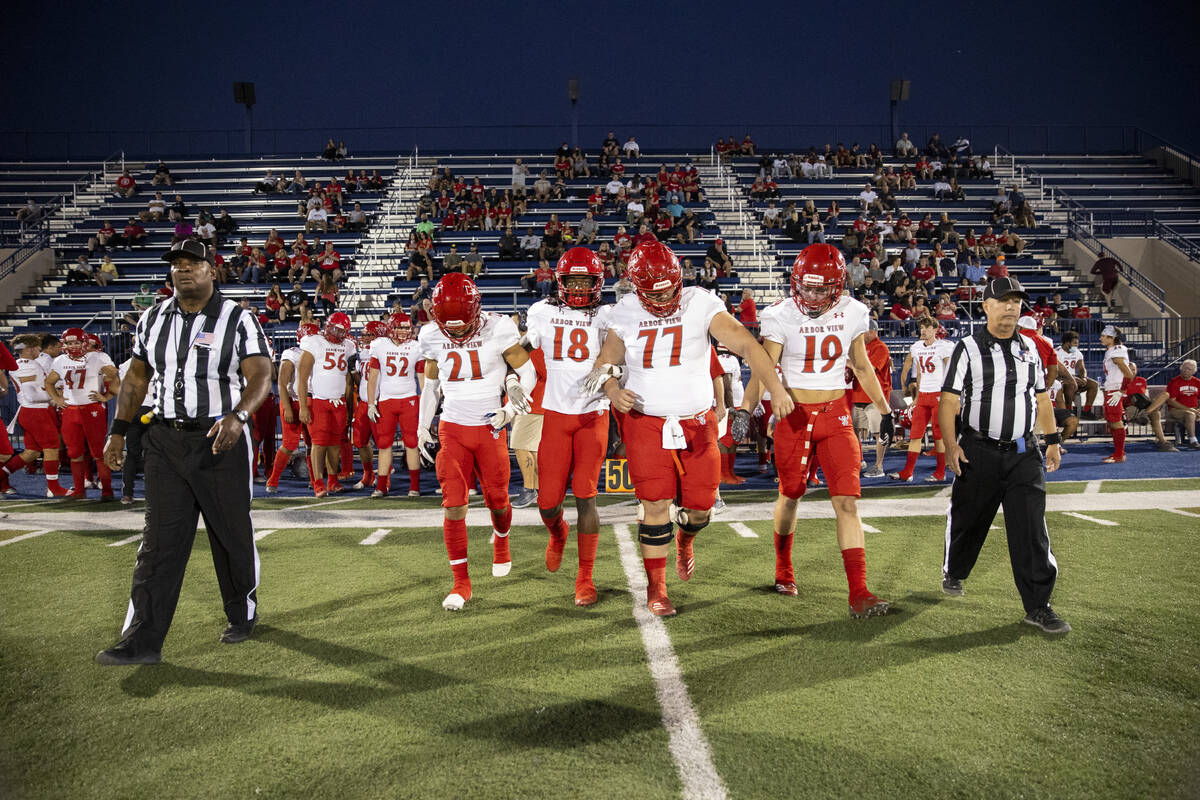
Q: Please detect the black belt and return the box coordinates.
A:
[961,427,1035,452]
[156,416,221,432]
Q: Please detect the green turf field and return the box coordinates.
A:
[1,481,1197,799]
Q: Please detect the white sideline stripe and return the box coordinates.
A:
[1063,511,1119,527]
[108,534,143,547]
[1084,480,1102,494]
[728,522,759,538]
[360,528,391,545]
[0,529,52,547]
[613,523,728,800]
[935,485,953,498]
[253,529,278,542]
[280,496,362,512]
[1164,508,1200,519]
[861,521,881,534]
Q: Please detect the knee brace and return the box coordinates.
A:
[677,511,710,533]
[637,522,675,547]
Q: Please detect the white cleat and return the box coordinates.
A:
[84,479,95,489]
[408,490,421,497]
[264,485,278,494]
[370,489,385,498]
[353,481,367,490]
[3,487,17,495]
[492,561,512,578]
[442,593,467,611]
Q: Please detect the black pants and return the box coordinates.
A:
[121,422,259,652]
[944,433,1058,613]
[120,407,150,499]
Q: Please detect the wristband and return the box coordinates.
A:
[109,418,131,437]
[1043,432,1061,445]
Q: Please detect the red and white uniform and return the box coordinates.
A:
[300,334,355,446]
[1055,344,1084,379]
[278,346,311,450]
[760,293,869,499]
[606,287,725,508]
[526,299,613,506]
[10,357,58,451]
[417,312,519,508]
[716,352,744,447]
[1102,343,1129,424]
[368,337,422,448]
[51,352,112,459]
[351,351,377,448]
[907,338,955,439]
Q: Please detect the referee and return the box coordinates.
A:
[938,276,1070,635]
[97,239,273,665]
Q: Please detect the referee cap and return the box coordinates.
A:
[982,276,1030,302]
[161,239,213,264]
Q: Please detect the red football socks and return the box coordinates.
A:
[70,461,86,493]
[841,547,868,599]
[774,532,794,583]
[443,517,469,578]
[492,504,513,536]
[339,441,353,475]
[643,556,667,595]
[375,474,390,494]
[409,469,421,492]
[543,510,568,541]
[900,450,919,478]
[267,449,290,485]
[1,454,24,475]
[44,460,61,488]
[1113,428,1126,459]
[97,463,112,492]
[312,477,327,495]
[577,532,598,579]
[934,451,946,474]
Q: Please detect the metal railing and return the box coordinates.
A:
[1066,216,1168,313]
[0,222,50,280]
[1134,129,1200,189]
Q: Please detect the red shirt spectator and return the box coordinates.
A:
[852,218,870,234]
[739,295,758,326]
[613,231,632,250]
[442,211,458,229]
[466,206,484,222]
[1072,305,1091,319]
[890,303,913,321]
[987,259,1009,278]
[654,215,672,234]
[611,162,625,177]
[588,192,603,209]
[1167,375,1200,408]
[98,223,115,238]
[317,247,340,271]
[124,221,146,239]
[272,251,288,273]
[116,174,136,193]
[634,230,657,247]
[534,265,554,282]
[265,293,282,313]
[290,252,310,272]
[912,263,935,283]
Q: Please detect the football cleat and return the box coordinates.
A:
[67,491,87,500]
[924,472,948,482]
[1101,455,1126,464]
[647,594,677,617]
[887,472,914,482]
[492,534,512,577]
[327,480,345,494]
[775,581,799,597]
[442,593,467,611]
[849,593,890,618]
[264,484,278,494]
[408,490,421,498]
[83,479,96,489]
[46,485,70,498]
[676,536,695,581]
[574,579,598,607]
[371,488,386,498]
[353,476,375,491]
[313,488,328,499]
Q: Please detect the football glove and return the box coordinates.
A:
[878,414,895,447]
[1106,392,1124,407]
[582,363,622,395]
[730,408,752,442]
[486,404,520,430]
[367,403,380,422]
[417,427,437,467]
[504,374,531,414]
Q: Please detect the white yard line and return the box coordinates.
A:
[0,529,53,547]
[253,529,278,542]
[861,522,881,533]
[107,534,143,547]
[612,523,728,800]
[1063,511,1119,527]
[728,522,759,539]
[1084,481,1102,495]
[280,495,364,513]
[935,485,954,498]
[1164,508,1200,519]
[360,528,392,545]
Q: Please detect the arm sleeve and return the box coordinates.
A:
[941,342,969,395]
[418,377,441,431]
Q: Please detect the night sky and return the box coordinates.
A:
[3,0,1196,158]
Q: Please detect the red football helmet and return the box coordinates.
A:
[791,244,846,318]
[324,311,352,344]
[85,332,103,352]
[556,247,604,308]
[387,312,413,343]
[61,327,87,358]
[363,320,388,343]
[627,240,682,318]
[297,322,320,346]
[431,273,482,341]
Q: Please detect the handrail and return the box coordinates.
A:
[1067,216,1168,313]
[0,223,50,280]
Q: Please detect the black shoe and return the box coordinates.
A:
[942,574,964,596]
[220,615,258,644]
[1023,605,1071,634]
[95,640,161,666]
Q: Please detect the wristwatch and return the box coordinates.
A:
[233,410,250,424]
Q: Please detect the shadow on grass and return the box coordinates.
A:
[448,698,663,748]
[118,663,416,707]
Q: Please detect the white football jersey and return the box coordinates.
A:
[299,334,356,400]
[606,286,726,417]
[369,337,422,400]
[417,312,520,426]
[1056,345,1083,377]
[50,353,110,405]
[1102,344,1128,391]
[280,346,311,401]
[525,299,612,415]
[352,350,373,402]
[1048,379,1062,404]
[909,339,956,393]
[717,353,744,407]
[10,358,50,408]
[760,294,870,392]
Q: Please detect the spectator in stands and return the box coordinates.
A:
[406,246,433,282]
[1000,228,1026,255]
[533,172,552,203]
[171,218,194,244]
[1165,360,1200,449]
[117,217,145,250]
[575,211,599,245]
[195,216,216,250]
[935,212,959,246]
[114,169,137,198]
[493,227,518,261]
[93,254,118,287]
[738,289,758,334]
[613,272,634,302]
[857,183,881,214]
[151,161,173,186]
[463,243,485,277]
[306,204,329,233]
[262,285,286,323]
[508,158,530,197]
[441,243,463,275]
[625,195,645,228]
[123,283,156,326]
[679,258,697,287]
[269,249,289,282]
[704,238,733,278]
[15,198,41,223]
[410,278,433,310]
[522,260,555,297]
[165,194,186,223]
[1072,298,1093,322]
[316,274,339,314]
[138,192,165,223]
[987,255,1009,279]
[312,241,343,283]
[254,170,278,194]
[889,295,915,333]
[912,256,936,288]
[66,254,93,286]
[935,292,961,321]
[344,202,366,232]
[322,139,338,160]
[739,134,755,156]
[238,248,263,283]
[979,227,999,258]
[518,226,541,259]
[336,141,348,159]
[759,201,782,230]
[895,132,917,159]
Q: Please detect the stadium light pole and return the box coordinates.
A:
[568,78,579,147]
[889,79,911,147]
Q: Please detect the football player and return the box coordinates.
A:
[349,321,387,490]
[524,247,612,606]
[733,244,895,618]
[715,346,745,485]
[416,274,537,611]
[1,334,68,496]
[366,313,424,497]
[587,240,793,617]
[890,317,955,482]
[1055,329,1097,415]
[265,323,319,492]
[44,327,120,499]
[298,312,356,496]
[1100,325,1133,464]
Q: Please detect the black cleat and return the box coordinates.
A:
[95,641,161,666]
[1023,605,1071,634]
[942,574,964,596]
[220,615,258,644]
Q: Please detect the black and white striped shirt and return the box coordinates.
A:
[131,291,271,419]
[942,328,1045,441]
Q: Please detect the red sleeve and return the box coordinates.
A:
[709,347,723,379]
[0,342,16,371]
[529,348,547,413]
[369,357,381,371]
